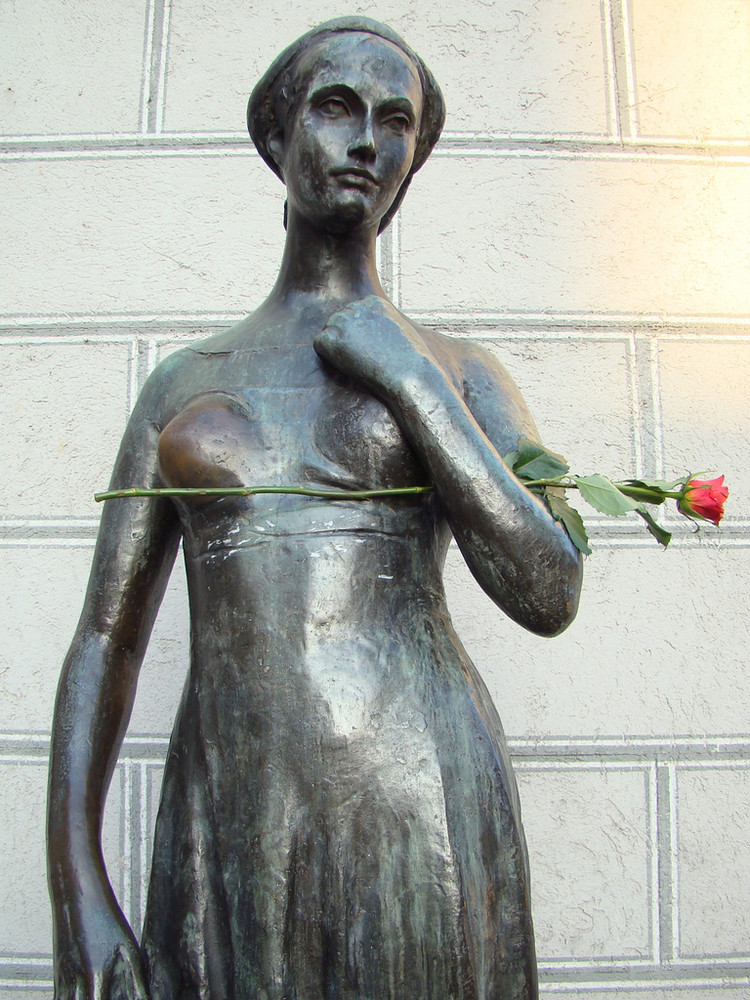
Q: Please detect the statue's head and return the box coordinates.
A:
[247,17,445,234]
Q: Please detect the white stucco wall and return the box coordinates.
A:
[1,2,749,997]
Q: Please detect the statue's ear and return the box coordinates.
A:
[267,128,285,178]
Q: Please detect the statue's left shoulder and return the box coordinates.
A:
[418,327,541,451]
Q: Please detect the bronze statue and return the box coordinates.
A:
[47,18,582,1000]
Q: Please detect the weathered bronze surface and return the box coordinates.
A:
[47,18,582,1000]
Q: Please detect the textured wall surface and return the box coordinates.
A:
[1,1,749,997]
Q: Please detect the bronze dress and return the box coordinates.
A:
[140,340,537,1000]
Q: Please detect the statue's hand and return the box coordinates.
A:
[53,889,148,1000]
[316,295,430,394]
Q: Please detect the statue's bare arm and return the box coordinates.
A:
[315,295,583,637]
[47,363,182,1000]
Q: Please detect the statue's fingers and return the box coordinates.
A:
[109,945,149,1000]
[314,324,345,361]
[360,293,389,312]
[52,973,79,1000]
[69,971,88,1000]
[125,952,150,1000]
[56,967,89,1000]
[319,320,343,337]
[88,967,109,1000]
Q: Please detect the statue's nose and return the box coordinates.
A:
[348,116,376,160]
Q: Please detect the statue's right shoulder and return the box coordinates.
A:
[123,343,205,443]
[133,312,266,431]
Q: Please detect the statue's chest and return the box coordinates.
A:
[157,373,424,493]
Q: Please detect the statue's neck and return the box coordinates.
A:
[268,212,386,307]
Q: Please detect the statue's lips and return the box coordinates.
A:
[331,167,380,186]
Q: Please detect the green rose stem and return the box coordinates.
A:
[94,440,726,557]
[521,479,684,503]
[94,482,681,504]
[94,485,435,502]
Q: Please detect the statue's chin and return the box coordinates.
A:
[320,211,376,237]
[328,195,393,237]
[288,189,391,237]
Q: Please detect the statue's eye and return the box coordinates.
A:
[318,97,350,118]
[382,112,412,135]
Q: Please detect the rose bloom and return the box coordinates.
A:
[677,475,728,526]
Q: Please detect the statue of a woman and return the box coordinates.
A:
[47,18,582,1000]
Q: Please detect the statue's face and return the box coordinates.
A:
[273,33,423,234]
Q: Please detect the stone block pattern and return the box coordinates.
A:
[399,157,750,316]
[163,0,609,137]
[631,0,750,140]
[0,158,285,317]
[2,1,748,996]
[0,0,148,135]
[0,342,133,518]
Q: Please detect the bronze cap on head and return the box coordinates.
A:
[247,16,446,233]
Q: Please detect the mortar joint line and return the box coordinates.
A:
[142,0,170,135]
[668,762,681,958]
[155,0,173,134]
[119,764,132,918]
[626,333,643,477]
[391,211,402,309]
[649,338,666,480]
[128,762,143,935]
[632,335,662,484]
[608,0,639,142]
[649,764,660,962]
[655,764,673,963]
[140,760,152,936]
[138,0,156,134]
[619,0,640,137]
[146,339,160,384]
[127,339,139,415]
[601,0,622,142]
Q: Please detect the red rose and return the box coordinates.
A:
[677,475,728,526]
